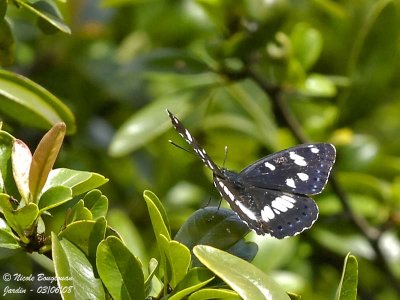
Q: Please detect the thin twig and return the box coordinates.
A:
[245,67,400,295]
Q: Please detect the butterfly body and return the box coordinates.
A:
[167,110,336,239]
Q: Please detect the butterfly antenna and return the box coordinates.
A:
[223,146,228,168]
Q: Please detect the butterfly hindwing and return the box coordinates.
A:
[214,176,319,239]
[239,143,336,195]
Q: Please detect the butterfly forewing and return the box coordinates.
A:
[239,143,336,195]
[214,176,319,239]
[168,110,336,239]
[167,110,222,176]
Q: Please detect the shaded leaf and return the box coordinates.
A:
[59,219,106,260]
[0,130,18,196]
[0,217,21,249]
[29,123,66,202]
[82,190,108,219]
[188,288,240,300]
[52,233,105,300]
[335,253,358,300]
[16,0,71,34]
[65,200,93,225]
[0,69,75,133]
[0,19,14,67]
[169,267,215,300]
[175,207,257,265]
[109,96,193,156]
[194,245,290,300]
[97,236,145,300]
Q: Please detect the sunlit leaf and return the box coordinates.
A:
[97,236,144,300]
[52,233,105,299]
[194,245,290,300]
[335,253,358,300]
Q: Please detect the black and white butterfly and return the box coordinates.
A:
[167,110,336,239]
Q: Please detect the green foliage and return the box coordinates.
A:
[1,0,400,299]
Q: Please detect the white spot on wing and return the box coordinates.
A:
[285,178,296,188]
[223,185,235,202]
[236,201,257,220]
[297,173,309,181]
[261,206,275,221]
[184,129,193,142]
[289,151,307,166]
[271,195,295,212]
[264,162,276,171]
[311,147,319,153]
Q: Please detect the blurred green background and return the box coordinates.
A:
[1,0,400,299]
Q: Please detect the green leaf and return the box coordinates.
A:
[0,69,75,133]
[15,0,71,34]
[12,139,32,201]
[82,190,108,219]
[145,258,163,299]
[38,185,73,212]
[194,245,290,300]
[0,130,18,196]
[29,122,66,202]
[169,267,215,300]
[0,19,15,67]
[65,200,93,224]
[109,96,192,156]
[143,190,170,240]
[335,253,358,300]
[0,194,38,242]
[189,288,240,300]
[43,168,108,197]
[0,217,21,249]
[159,234,191,288]
[175,207,257,264]
[299,74,337,98]
[52,233,106,300]
[291,23,323,70]
[97,236,145,300]
[59,219,106,261]
[0,0,6,20]
[107,209,147,264]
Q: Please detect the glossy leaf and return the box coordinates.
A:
[65,200,93,224]
[0,130,18,196]
[38,185,72,212]
[52,233,105,300]
[97,236,145,300]
[43,168,108,196]
[82,190,108,219]
[0,217,20,249]
[188,288,240,300]
[11,139,32,201]
[109,96,192,156]
[15,0,71,34]
[194,245,290,300]
[0,69,75,133]
[159,234,191,288]
[59,219,106,260]
[335,253,358,300]
[175,207,257,264]
[0,193,38,243]
[169,267,215,300]
[143,190,170,240]
[29,122,66,202]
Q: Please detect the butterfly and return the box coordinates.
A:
[167,110,336,239]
